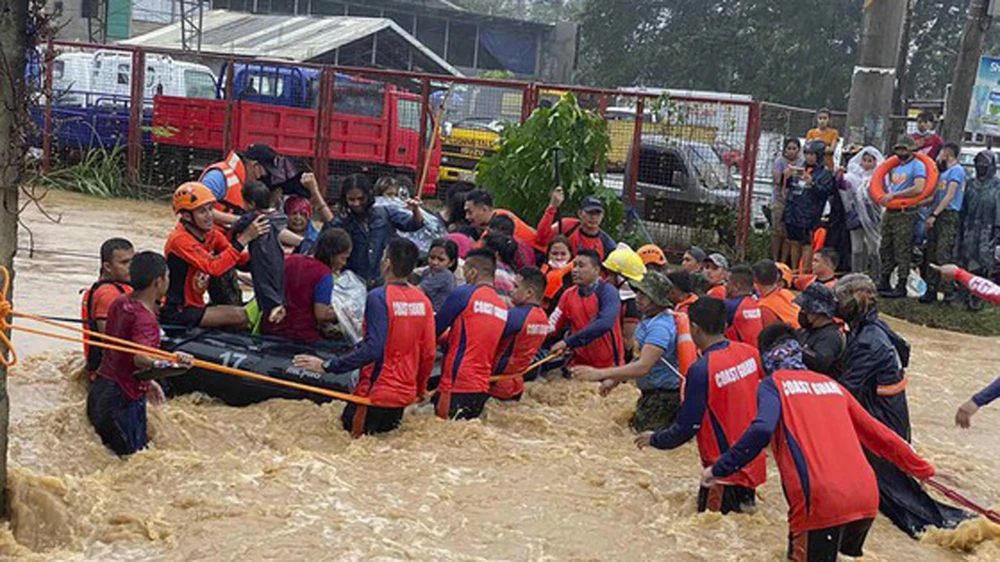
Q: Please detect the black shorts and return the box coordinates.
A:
[697,483,756,514]
[86,377,148,457]
[341,403,404,436]
[433,391,490,420]
[160,304,206,328]
[787,518,874,562]
[785,223,814,244]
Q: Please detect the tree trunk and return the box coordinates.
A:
[845,0,909,153]
[0,0,29,517]
[943,0,990,142]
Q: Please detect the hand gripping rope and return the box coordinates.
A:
[0,266,562,409]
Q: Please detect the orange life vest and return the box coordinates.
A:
[200,151,247,216]
[81,280,129,374]
[668,309,698,399]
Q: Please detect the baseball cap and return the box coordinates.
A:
[685,246,707,262]
[893,135,917,151]
[241,144,280,176]
[704,253,729,270]
[580,196,605,213]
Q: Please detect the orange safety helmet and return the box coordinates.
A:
[776,262,794,288]
[173,182,217,213]
[637,244,667,266]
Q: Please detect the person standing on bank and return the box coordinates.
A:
[805,108,840,170]
[921,143,966,304]
[842,146,885,275]
[877,136,928,299]
[955,150,1000,310]
[784,141,835,274]
[771,138,804,264]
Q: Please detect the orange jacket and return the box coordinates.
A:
[758,288,801,329]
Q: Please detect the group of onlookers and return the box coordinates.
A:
[769,109,1000,307]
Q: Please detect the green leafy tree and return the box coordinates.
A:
[476,93,622,233]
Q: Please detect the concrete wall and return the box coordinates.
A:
[52,0,92,41]
[538,21,577,83]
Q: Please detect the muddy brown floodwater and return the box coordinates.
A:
[0,190,998,561]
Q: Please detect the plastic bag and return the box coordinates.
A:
[330,270,367,344]
[890,268,927,298]
[373,197,448,255]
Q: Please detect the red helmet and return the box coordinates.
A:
[173,182,216,213]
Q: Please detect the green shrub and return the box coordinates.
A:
[38,143,147,199]
[476,93,622,235]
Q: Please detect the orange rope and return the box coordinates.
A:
[0,267,18,368]
[0,266,560,407]
[489,352,562,383]
[0,267,369,405]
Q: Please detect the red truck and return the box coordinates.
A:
[152,64,441,196]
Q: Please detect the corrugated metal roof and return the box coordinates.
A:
[120,10,461,76]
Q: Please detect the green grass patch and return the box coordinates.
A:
[37,144,150,200]
[879,297,1000,337]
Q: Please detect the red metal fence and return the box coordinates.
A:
[33,40,763,258]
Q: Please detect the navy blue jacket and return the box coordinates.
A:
[328,206,421,284]
[785,163,835,229]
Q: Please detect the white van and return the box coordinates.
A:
[51,50,217,107]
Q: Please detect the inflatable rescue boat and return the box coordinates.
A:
[160,329,355,407]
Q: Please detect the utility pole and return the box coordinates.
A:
[942,0,991,143]
[845,0,909,152]
[0,0,28,518]
[891,0,915,143]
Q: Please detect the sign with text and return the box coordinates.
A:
[966,56,1000,136]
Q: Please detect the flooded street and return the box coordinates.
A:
[1,190,998,561]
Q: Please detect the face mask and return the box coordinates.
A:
[976,164,991,180]
[837,300,862,324]
[549,259,569,269]
[798,311,812,330]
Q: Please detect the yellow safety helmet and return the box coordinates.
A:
[602,243,646,282]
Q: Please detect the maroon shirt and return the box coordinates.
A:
[96,296,159,400]
[264,254,332,343]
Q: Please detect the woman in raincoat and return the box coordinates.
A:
[833,274,968,538]
[841,146,885,276]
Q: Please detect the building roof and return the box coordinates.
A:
[120,10,462,76]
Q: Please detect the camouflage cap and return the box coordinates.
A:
[630,270,673,308]
[793,282,838,317]
[893,135,917,151]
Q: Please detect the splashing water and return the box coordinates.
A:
[1,191,997,560]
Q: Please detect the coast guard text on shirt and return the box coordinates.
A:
[781,379,844,397]
[392,301,428,317]
[714,357,759,388]
[474,299,509,321]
